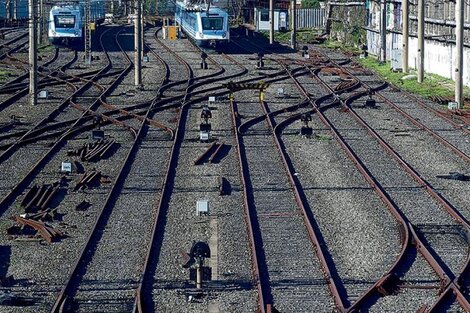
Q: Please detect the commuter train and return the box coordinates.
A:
[174,1,230,48]
[48,1,106,45]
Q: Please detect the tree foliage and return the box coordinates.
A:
[301,0,321,9]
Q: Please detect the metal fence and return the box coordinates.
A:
[295,8,326,29]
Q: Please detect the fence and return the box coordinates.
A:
[295,8,326,29]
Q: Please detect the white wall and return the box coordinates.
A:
[367,30,470,87]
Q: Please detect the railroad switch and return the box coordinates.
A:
[300,113,313,137]
[365,90,376,108]
[200,52,208,69]
[257,52,264,68]
[302,46,309,58]
[182,241,212,290]
[200,105,212,142]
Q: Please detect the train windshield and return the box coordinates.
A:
[201,17,224,30]
[54,15,76,28]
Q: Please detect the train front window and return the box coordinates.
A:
[54,15,75,28]
[201,17,223,30]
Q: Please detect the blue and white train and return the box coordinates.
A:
[48,1,105,45]
[175,1,230,48]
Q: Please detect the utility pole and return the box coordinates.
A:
[269,0,274,45]
[290,0,296,50]
[37,0,44,44]
[135,0,142,86]
[29,0,37,106]
[402,0,409,72]
[84,0,91,64]
[417,0,424,82]
[455,0,464,108]
[141,1,144,61]
[379,0,387,63]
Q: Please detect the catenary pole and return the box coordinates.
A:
[29,0,37,106]
[417,0,424,82]
[269,0,274,44]
[402,0,409,72]
[455,0,464,108]
[135,0,142,86]
[290,0,296,50]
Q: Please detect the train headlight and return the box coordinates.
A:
[222,31,226,38]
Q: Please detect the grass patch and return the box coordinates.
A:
[323,39,361,54]
[38,44,54,52]
[356,57,457,99]
[0,69,11,82]
[315,134,332,141]
[258,29,324,45]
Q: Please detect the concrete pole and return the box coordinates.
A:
[37,0,43,44]
[111,0,114,15]
[290,0,296,50]
[29,0,37,106]
[417,0,424,83]
[269,0,274,45]
[379,0,387,63]
[454,0,464,108]
[402,0,409,72]
[141,1,144,60]
[135,0,142,86]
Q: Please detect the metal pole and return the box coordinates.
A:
[417,0,424,83]
[135,0,142,86]
[290,0,296,50]
[85,0,91,64]
[269,0,274,45]
[379,0,387,63]
[402,0,408,72]
[196,260,202,289]
[29,0,37,106]
[141,1,144,60]
[455,0,464,108]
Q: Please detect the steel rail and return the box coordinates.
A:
[258,96,348,311]
[316,53,470,311]
[50,26,173,313]
[133,29,254,312]
[327,54,470,167]
[0,26,126,165]
[0,45,61,92]
[301,63,470,312]
[132,27,196,313]
[0,26,132,219]
[229,96,269,313]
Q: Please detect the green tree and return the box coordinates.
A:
[301,0,321,9]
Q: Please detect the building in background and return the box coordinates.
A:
[366,0,470,86]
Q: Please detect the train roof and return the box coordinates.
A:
[51,4,80,11]
[176,1,227,14]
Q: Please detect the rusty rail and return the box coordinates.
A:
[289,60,470,311]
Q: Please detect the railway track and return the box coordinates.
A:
[1,23,469,313]
[49,26,176,312]
[227,35,470,312]
[296,52,469,311]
